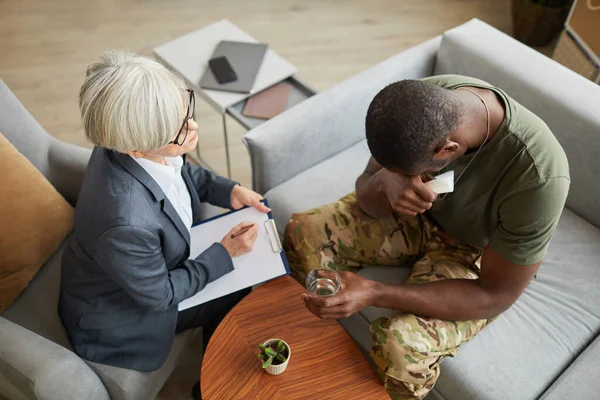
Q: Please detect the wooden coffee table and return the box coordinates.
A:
[200,276,388,399]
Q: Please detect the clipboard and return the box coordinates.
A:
[178,199,290,310]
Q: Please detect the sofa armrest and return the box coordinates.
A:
[0,317,110,400]
[538,335,600,400]
[243,36,441,194]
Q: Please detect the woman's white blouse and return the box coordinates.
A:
[132,156,193,233]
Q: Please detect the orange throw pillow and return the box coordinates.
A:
[0,133,74,313]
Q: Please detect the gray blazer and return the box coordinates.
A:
[59,147,237,372]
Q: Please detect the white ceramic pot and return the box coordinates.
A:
[262,338,291,376]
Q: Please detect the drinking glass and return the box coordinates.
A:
[305,267,342,297]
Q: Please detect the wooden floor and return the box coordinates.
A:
[0,0,523,189]
[0,1,552,399]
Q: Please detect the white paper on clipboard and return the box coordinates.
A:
[178,202,289,311]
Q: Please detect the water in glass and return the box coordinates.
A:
[308,277,338,297]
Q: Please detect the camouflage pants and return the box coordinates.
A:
[283,193,494,400]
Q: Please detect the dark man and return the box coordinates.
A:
[284,74,569,399]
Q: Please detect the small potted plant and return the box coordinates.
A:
[257,338,291,375]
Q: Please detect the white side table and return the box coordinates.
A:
[153,19,315,177]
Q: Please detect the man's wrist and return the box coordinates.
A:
[367,279,384,308]
[373,168,389,194]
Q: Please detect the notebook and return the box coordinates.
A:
[199,41,268,94]
[178,199,289,311]
[242,83,293,119]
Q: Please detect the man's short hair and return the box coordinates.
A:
[79,50,188,153]
[365,79,463,172]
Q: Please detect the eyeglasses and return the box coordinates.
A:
[169,89,195,146]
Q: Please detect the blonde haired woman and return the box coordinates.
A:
[59,50,268,398]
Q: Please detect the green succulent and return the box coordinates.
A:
[257,340,288,368]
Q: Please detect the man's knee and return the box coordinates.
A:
[370,316,448,399]
[284,212,308,247]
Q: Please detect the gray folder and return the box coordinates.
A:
[199,41,268,94]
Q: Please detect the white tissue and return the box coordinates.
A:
[425,170,454,194]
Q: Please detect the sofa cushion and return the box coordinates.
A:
[265,139,371,234]
[0,133,74,314]
[428,208,600,400]
[3,239,71,348]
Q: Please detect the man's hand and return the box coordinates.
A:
[301,272,378,320]
[355,156,437,218]
[230,186,271,213]
[380,171,437,216]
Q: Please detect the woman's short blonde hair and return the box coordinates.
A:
[79,50,188,153]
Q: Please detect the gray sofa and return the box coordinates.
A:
[0,78,221,399]
[244,19,600,400]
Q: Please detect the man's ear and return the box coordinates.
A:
[433,139,460,161]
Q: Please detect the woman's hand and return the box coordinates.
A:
[231,186,271,213]
[220,222,258,258]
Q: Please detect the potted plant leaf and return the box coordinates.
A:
[257,339,291,375]
[512,0,574,46]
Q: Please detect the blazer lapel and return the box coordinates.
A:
[111,151,191,246]
[161,200,191,246]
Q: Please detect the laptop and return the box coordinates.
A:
[200,41,268,94]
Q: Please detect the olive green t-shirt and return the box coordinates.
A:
[424,75,570,265]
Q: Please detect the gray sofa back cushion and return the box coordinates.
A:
[434,19,600,228]
[244,37,440,194]
[0,79,90,206]
[0,79,55,176]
